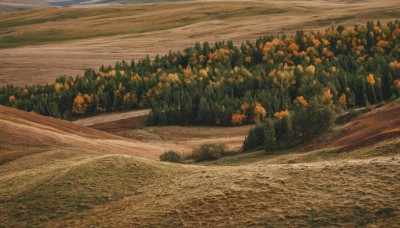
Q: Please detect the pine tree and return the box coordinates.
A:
[264,119,276,153]
[243,127,258,151]
[280,115,294,148]
[254,124,265,145]
[197,96,211,125]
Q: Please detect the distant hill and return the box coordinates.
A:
[50,0,191,6]
[0,0,192,13]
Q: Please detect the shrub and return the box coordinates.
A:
[159,151,185,163]
[192,143,226,162]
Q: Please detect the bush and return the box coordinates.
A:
[159,151,185,163]
[192,143,226,162]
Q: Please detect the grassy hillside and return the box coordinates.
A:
[0,0,191,12]
[0,101,399,226]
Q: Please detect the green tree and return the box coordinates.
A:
[243,127,258,151]
[197,96,211,125]
[264,119,276,153]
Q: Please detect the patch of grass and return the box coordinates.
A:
[0,17,196,48]
[359,9,400,19]
[0,11,87,29]
[215,8,286,20]
[375,207,396,218]
[0,155,165,225]
[203,146,301,166]
[316,15,355,26]
[0,31,112,48]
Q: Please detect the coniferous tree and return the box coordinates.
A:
[264,119,276,153]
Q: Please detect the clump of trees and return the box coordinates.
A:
[243,95,336,153]
[0,20,399,127]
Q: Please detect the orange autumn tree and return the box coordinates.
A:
[253,102,266,123]
[367,73,375,85]
[294,96,308,107]
[274,109,289,120]
[8,95,15,102]
[231,114,246,125]
[72,92,93,115]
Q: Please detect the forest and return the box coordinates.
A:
[1,21,399,133]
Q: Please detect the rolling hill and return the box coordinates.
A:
[0,100,399,226]
[0,0,191,13]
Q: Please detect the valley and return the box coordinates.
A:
[0,100,399,226]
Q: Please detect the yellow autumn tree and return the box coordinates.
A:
[306,65,316,75]
[294,96,308,107]
[72,92,88,115]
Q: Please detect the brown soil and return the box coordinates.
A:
[304,101,400,153]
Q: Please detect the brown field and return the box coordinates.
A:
[72,108,251,153]
[1,0,400,86]
[0,100,400,227]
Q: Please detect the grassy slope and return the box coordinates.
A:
[0,0,190,13]
[0,3,292,48]
[0,101,399,227]
[0,0,399,48]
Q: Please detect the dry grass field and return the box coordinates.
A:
[0,0,399,86]
[1,100,399,227]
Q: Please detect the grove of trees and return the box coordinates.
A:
[1,20,399,131]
